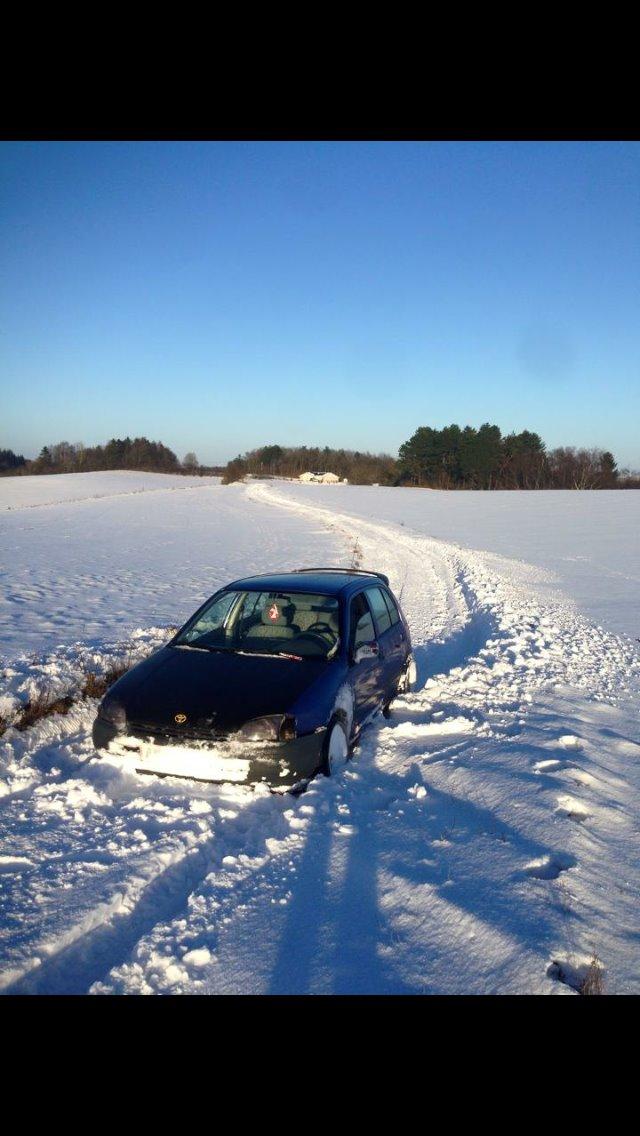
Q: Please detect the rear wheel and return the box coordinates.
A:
[321,717,349,776]
[383,653,416,717]
[398,652,417,694]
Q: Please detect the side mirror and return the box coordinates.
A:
[354,642,379,664]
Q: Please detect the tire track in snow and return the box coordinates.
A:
[247,480,506,684]
[2,810,255,995]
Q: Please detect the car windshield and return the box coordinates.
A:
[174,590,341,660]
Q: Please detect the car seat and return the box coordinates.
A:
[243,598,301,640]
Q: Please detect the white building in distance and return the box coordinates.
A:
[299,471,342,484]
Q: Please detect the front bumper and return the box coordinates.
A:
[92,715,326,787]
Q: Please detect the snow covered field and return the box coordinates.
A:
[0,473,337,665]
[273,483,640,643]
[1,473,639,995]
[0,470,220,511]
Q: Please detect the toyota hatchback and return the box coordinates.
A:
[92,568,415,789]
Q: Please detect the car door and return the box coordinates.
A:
[365,586,407,697]
[348,590,385,724]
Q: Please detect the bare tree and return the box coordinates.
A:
[182,452,199,473]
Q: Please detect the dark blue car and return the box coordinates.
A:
[92,568,415,789]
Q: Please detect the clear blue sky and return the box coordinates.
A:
[1,141,638,468]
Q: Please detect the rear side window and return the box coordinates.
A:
[349,592,376,650]
[383,589,401,626]
[366,587,392,635]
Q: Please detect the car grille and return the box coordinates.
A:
[129,721,229,744]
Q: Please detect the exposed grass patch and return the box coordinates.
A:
[0,627,176,739]
[80,657,133,701]
[548,952,605,995]
[14,690,75,731]
[579,954,605,996]
[1,653,137,738]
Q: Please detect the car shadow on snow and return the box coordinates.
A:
[264,736,572,994]
[266,777,418,995]
[263,607,555,994]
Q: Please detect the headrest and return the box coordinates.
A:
[261,598,295,626]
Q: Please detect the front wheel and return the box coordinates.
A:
[321,717,350,777]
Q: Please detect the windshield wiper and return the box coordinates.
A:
[175,644,305,661]
[174,643,228,653]
[219,648,304,661]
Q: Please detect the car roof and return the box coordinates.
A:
[227,570,389,597]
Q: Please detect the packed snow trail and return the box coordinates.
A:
[1,478,639,994]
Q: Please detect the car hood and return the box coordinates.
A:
[111,645,328,734]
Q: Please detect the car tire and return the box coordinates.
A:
[321,716,350,777]
[383,653,416,717]
[397,652,416,694]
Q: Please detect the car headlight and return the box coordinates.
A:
[237,715,296,742]
[99,696,127,731]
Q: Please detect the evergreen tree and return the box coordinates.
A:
[598,451,618,487]
[0,448,27,471]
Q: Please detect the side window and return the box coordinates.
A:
[383,589,401,626]
[349,592,376,651]
[366,587,392,635]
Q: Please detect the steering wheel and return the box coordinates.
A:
[306,621,335,637]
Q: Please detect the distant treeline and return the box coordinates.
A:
[223,429,640,489]
[0,440,224,477]
[2,429,639,488]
